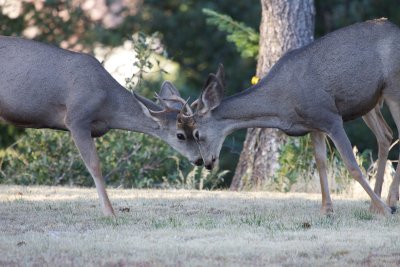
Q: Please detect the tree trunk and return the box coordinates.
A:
[231,0,315,190]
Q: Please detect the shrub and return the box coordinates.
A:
[276,136,372,193]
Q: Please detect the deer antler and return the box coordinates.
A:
[179,97,194,118]
[154,93,169,109]
[178,97,193,116]
[155,93,194,118]
[144,92,178,115]
[190,99,199,110]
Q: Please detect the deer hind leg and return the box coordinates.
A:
[362,105,393,198]
[327,121,391,215]
[384,99,400,212]
[66,121,115,216]
[310,131,333,215]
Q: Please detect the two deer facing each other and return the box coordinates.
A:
[1,19,399,216]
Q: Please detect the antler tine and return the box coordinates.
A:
[166,95,193,117]
[190,99,198,110]
[153,92,175,114]
[154,92,164,105]
[154,93,194,116]
[165,94,187,105]
[180,97,194,117]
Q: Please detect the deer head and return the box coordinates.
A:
[176,64,226,170]
[135,81,204,166]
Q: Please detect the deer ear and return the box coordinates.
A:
[157,81,182,110]
[215,63,225,86]
[159,81,181,98]
[197,73,224,114]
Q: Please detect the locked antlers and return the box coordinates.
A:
[145,63,226,121]
[155,93,194,117]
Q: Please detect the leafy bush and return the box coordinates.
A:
[275,136,315,192]
[202,8,259,59]
[275,136,373,193]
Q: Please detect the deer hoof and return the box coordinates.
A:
[390,206,397,214]
[102,207,116,217]
[369,202,391,216]
[386,192,399,212]
[320,205,334,216]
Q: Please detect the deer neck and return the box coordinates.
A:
[108,87,162,137]
[213,81,293,135]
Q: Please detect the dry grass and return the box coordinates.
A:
[1,185,400,267]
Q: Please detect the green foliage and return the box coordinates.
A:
[276,136,315,192]
[315,0,400,38]
[0,125,23,147]
[125,32,168,92]
[168,156,229,190]
[328,145,371,193]
[202,8,259,59]
[0,130,85,185]
[129,0,259,94]
[353,209,374,221]
[276,136,372,193]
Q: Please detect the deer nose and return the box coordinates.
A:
[194,158,203,166]
[205,163,213,170]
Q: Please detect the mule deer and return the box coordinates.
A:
[176,19,400,215]
[180,66,392,215]
[0,36,202,216]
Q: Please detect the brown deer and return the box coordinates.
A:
[175,19,400,215]
[0,36,202,216]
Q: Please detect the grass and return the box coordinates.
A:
[1,185,400,266]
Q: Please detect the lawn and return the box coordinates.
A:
[1,185,400,266]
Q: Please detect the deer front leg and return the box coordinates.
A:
[327,122,391,215]
[310,132,333,215]
[68,123,115,216]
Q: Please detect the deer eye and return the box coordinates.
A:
[177,133,186,140]
[193,129,200,141]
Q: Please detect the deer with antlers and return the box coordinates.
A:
[174,19,400,215]
[0,36,202,216]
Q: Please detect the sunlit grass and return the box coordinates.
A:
[1,185,400,266]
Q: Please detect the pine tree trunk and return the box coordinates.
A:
[231,0,315,190]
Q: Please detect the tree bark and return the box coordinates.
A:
[231,0,315,190]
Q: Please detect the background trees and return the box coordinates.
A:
[231,0,315,190]
[1,0,400,189]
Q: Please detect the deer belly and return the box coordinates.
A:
[0,101,67,130]
[338,97,379,121]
